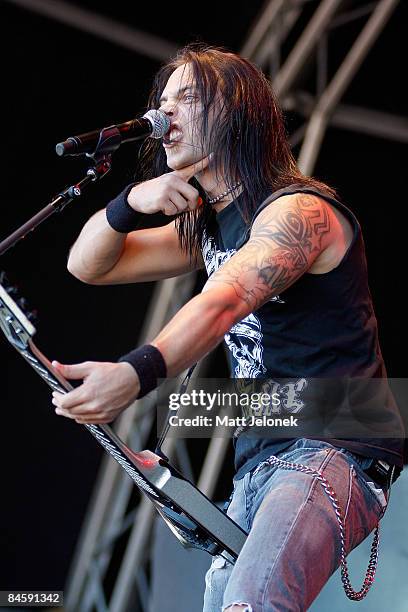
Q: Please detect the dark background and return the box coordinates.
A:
[1,0,407,592]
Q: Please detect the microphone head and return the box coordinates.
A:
[143,109,170,139]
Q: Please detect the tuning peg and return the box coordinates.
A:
[0,270,11,289]
[16,297,38,323]
[17,297,28,310]
[0,271,20,296]
[26,309,38,324]
[1,271,37,323]
[3,285,19,300]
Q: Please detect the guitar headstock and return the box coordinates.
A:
[0,272,37,350]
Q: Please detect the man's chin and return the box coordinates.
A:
[167,157,195,171]
[165,148,203,172]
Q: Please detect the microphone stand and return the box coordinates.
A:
[0,126,122,256]
[0,124,190,463]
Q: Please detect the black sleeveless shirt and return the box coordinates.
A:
[201,184,405,479]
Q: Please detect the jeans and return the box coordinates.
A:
[203,438,389,612]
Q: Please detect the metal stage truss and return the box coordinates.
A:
[5,1,403,610]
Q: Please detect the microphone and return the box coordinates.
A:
[55,109,170,157]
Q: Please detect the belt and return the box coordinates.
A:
[363,458,402,489]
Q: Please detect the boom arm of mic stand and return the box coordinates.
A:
[0,125,122,257]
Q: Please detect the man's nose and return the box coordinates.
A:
[160,100,178,117]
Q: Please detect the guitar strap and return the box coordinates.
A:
[154,363,198,459]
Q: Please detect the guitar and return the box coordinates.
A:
[0,277,247,564]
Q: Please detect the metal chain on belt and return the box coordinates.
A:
[253,455,388,601]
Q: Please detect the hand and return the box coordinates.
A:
[51,360,140,424]
[127,155,211,216]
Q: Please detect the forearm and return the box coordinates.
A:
[151,287,239,377]
[67,209,127,282]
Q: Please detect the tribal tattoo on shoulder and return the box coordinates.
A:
[207,194,331,311]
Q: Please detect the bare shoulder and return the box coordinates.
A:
[253,191,326,222]
[251,192,353,274]
[203,192,332,315]
[251,192,332,252]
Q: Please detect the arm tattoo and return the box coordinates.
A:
[207,194,330,311]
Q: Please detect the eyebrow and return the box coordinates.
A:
[159,85,196,105]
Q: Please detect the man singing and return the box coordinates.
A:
[52,45,404,611]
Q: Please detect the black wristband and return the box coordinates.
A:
[106,183,142,233]
[118,344,167,399]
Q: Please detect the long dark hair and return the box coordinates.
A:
[138,43,337,259]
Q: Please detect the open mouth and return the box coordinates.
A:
[163,129,183,145]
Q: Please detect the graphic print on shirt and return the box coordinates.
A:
[202,234,283,378]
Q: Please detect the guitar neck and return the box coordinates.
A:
[0,281,247,560]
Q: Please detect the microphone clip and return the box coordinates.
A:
[85,125,122,163]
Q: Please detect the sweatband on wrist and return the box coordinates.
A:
[106,183,142,233]
[118,344,167,399]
